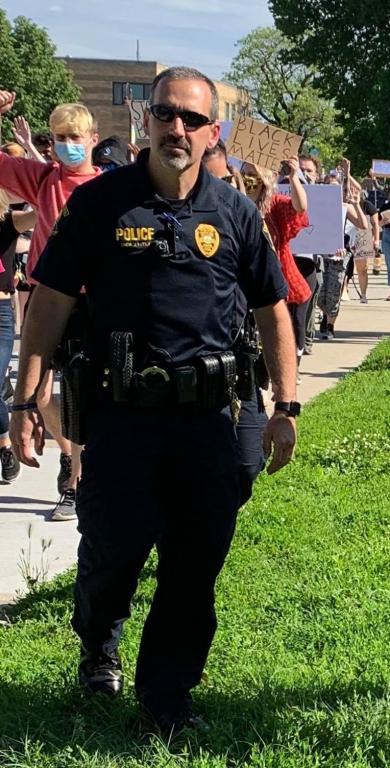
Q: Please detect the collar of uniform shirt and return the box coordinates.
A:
[137,148,219,213]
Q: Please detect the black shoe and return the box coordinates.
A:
[140,704,210,736]
[319,316,328,339]
[49,488,77,522]
[327,323,336,339]
[79,650,123,696]
[0,446,21,483]
[57,452,72,494]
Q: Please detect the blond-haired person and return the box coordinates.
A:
[0,91,100,520]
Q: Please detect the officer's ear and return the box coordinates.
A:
[205,122,221,151]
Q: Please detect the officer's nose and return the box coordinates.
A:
[169,115,186,136]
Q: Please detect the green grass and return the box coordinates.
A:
[1,338,390,767]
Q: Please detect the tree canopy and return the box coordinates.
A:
[269,0,390,173]
[225,27,344,168]
[0,10,80,141]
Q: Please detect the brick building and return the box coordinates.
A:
[62,57,248,142]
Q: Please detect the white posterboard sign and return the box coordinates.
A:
[277,183,344,254]
[225,115,302,172]
[371,159,390,177]
[129,100,148,140]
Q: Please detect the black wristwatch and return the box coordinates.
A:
[274,401,301,417]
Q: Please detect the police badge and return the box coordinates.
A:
[195,224,220,258]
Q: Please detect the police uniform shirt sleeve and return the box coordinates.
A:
[31,187,89,297]
[237,203,288,309]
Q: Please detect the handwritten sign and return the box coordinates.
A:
[278,183,344,254]
[371,159,390,177]
[225,115,302,171]
[128,100,148,140]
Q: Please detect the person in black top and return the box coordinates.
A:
[10,67,298,733]
[0,190,35,482]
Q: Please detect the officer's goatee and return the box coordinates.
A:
[159,135,191,170]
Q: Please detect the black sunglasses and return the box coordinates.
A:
[149,104,214,131]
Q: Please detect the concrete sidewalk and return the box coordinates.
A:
[1,270,389,602]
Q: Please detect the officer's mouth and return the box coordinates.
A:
[161,141,190,154]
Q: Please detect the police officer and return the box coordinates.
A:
[10,67,299,733]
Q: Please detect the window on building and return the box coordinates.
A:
[112,82,152,105]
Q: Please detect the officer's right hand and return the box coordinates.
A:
[10,409,45,468]
[0,90,16,115]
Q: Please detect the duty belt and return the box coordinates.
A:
[103,331,237,410]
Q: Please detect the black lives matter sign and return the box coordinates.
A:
[225,115,302,171]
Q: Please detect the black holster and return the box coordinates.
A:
[234,311,261,400]
[60,341,92,445]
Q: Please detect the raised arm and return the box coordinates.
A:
[13,116,46,163]
[285,156,307,213]
[346,182,368,229]
[0,90,47,203]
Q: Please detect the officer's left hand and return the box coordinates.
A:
[263,412,297,475]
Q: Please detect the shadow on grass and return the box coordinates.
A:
[0,675,389,763]
[5,560,158,622]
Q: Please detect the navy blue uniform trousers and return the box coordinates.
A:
[72,404,239,716]
[236,388,268,506]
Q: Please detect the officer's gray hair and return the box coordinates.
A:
[149,67,219,122]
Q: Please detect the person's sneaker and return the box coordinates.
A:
[327,323,336,339]
[360,295,368,304]
[79,650,123,696]
[0,446,21,483]
[303,346,313,355]
[49,488,77,521]
[57,452,72,495]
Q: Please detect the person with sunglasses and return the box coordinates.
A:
[10,66,298,734]
[202,139,246,193]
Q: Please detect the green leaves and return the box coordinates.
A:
[225,27,345,167]
[269,0,390,173]
[0,11,80,141]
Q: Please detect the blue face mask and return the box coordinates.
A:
[54,141,87,167]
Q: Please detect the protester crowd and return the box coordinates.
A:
[0,68,390,730]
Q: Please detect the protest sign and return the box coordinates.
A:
[129,100,148,140]
[278,183,344,254]
[371,159,390,177]
[225,115,302,171]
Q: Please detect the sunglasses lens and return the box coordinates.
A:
[150,105,211,130]
[181,111,208,128]
[151,105,174,122]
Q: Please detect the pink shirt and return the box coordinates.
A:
[0,153,101,283]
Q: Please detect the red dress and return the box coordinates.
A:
[265,194,311,304]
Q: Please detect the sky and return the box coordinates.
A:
[2,0,273,80]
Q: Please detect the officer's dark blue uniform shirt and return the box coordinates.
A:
[32,149,287,364]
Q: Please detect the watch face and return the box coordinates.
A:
[290,401,301,416]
